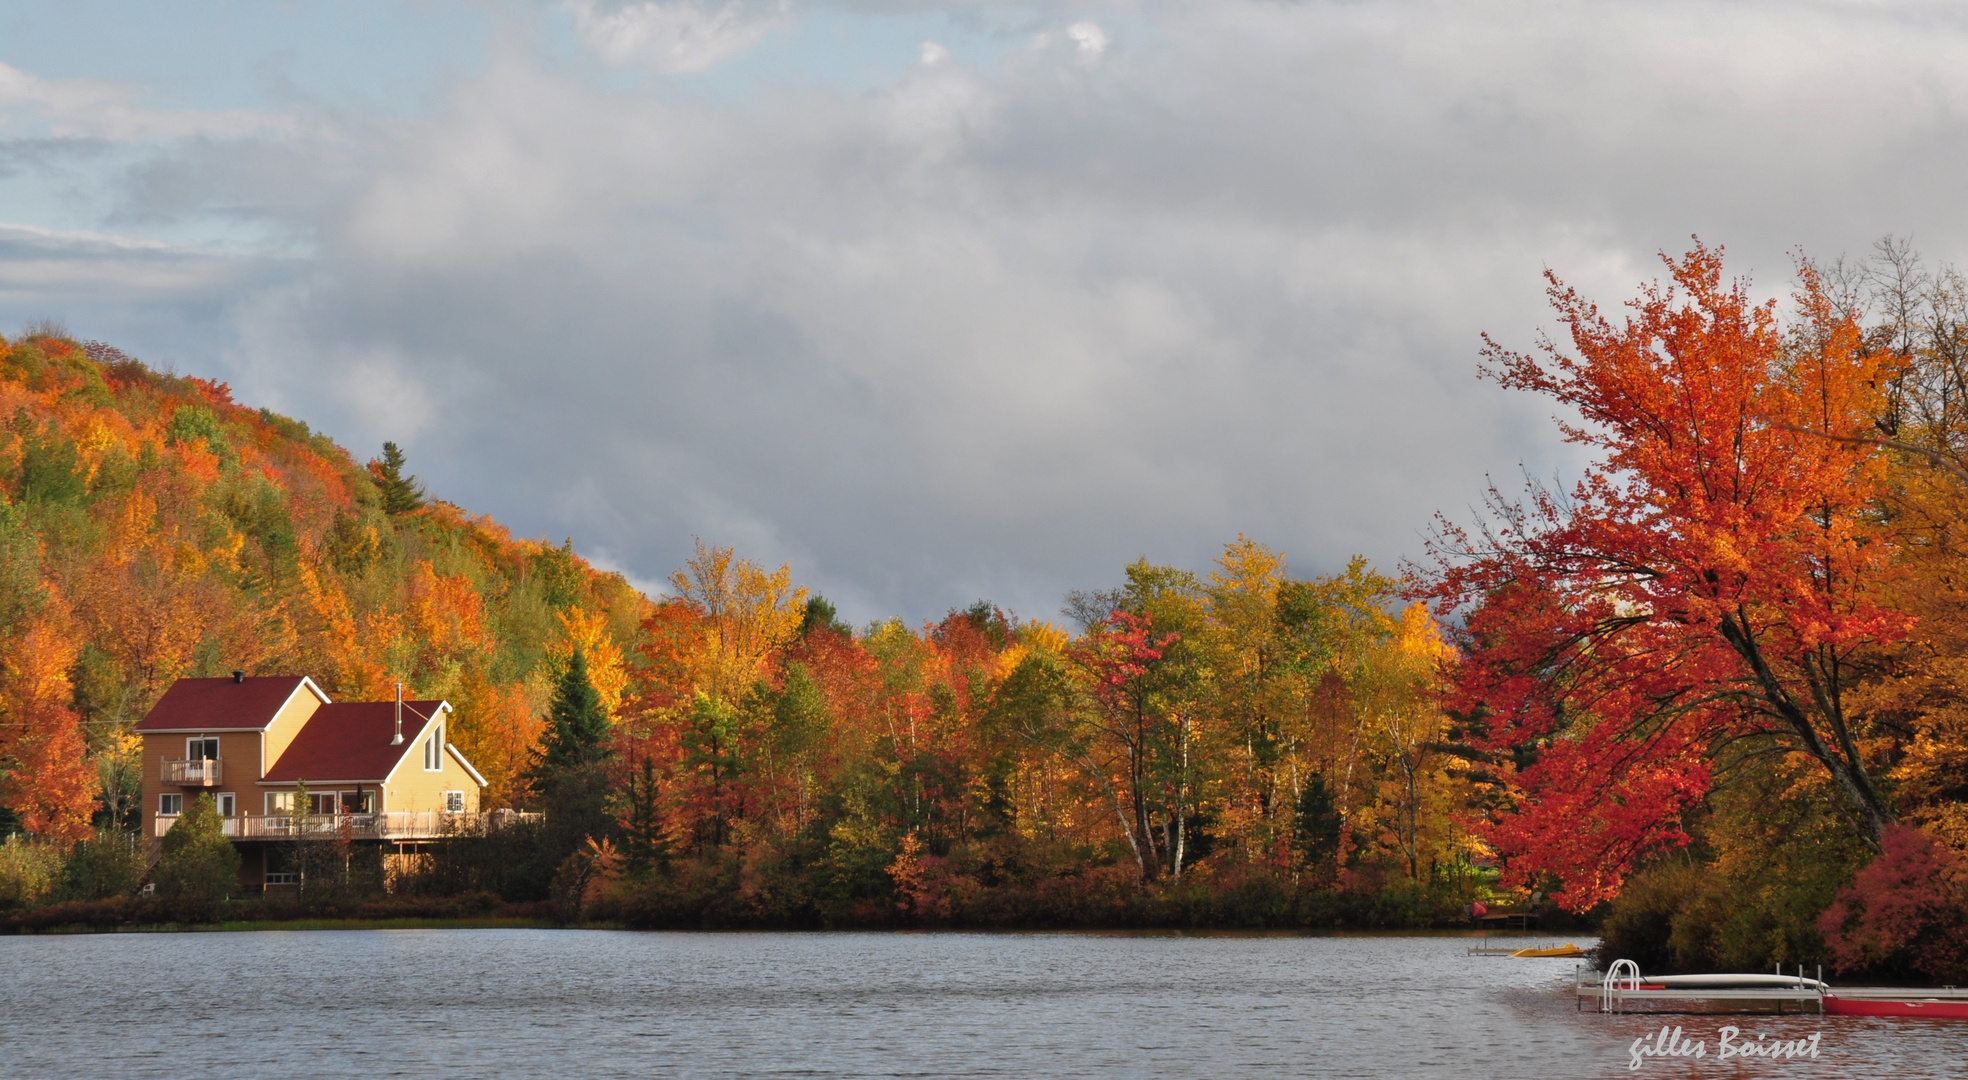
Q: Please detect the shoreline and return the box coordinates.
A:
[4,916,1583,937]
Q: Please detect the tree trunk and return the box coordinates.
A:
[1719,609,1893,843]
[1173,713,1189,881]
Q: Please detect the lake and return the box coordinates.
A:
[3,929,1964,1078]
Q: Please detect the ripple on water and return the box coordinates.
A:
[2,930,1962,1079]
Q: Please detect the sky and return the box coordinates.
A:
[2,0,1967,625]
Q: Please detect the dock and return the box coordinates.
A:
[1576,961,1968,1015]
[1577,979,1825,1014]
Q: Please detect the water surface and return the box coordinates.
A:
[3,930,1962,1078]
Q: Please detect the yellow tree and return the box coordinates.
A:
[1355,603,1456,883]
[667,540,808,706]
[449,672,548,808]
[549,606,629,716]
[1202,536,1293,861]
[73,489,223,697]
[405,559,493,700]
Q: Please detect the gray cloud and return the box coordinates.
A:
[5,1,1968,624]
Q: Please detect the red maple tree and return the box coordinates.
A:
[1422,242,1905,909]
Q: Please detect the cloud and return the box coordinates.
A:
[0,61,289,142]
[6,1,1968,624]
[564,0,789,73]
[0,222,263,316]
[1064,21,1107,63]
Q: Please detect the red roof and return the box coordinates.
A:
[134,676,316,732]
[262,701,448,783]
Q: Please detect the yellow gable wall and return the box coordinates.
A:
[262,681,327,774]
[380,708,484,814]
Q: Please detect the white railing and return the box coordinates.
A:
[1602,958,1643,1013]
[161,759,223,785]
[153,810,541,840]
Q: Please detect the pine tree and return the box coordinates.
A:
[798,595,848,638]
[1294,773,1343,869]
[529,649,616,853]
[369,441,426,514]
[619,755,669,872]
[538,648,611,774]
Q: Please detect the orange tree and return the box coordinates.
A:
[1421,242,1906,910]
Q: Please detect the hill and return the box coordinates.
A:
[0,330,643,836]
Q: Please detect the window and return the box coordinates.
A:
[443,790,465,813]
[309,792,339,815]
[424,728,443,771]
[216,793,236,817]
[186,737,219,761]
[159,793,183,816]
[264,847,295,885]
[266,792,294,815]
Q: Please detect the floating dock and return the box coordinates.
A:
[1577,960,1968,1016]
[1578,980,1825,1014]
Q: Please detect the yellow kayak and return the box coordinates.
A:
[1510,944,1586,958]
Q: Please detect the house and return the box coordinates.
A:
[137,671,514,890]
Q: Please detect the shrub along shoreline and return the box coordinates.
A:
[2,881,1594,935]
[0,892,557,934]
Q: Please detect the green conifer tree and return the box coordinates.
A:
[1294,773,1344,869]
[529,649,617,862]
[537,649,612,775]
[370,441,426,514]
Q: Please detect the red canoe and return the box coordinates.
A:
[1825,996,1968,1019]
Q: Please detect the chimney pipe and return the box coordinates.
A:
[232,670,245,684]
[392,683,404,745]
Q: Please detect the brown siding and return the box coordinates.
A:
[141,728,265,841]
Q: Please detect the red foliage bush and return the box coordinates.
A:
[1819,825,1968,982]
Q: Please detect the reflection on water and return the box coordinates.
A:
[2,930,1964,1078]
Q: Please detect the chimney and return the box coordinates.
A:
[232,670,245,684]
[392,683,404,745]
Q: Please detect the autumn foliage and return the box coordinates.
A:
[571,538,1485,928]
[0,327,1487,928]
[1818,824,1968,981]
[1424,242,1912,911]
[22,240,1968,951]
[0,333,641,839]
[1415,239,1968,979]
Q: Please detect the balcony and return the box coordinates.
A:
[161,758,223,786]
[152,809,541,841]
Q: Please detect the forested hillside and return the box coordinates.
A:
[0,332,643,836]
[22,248,1968,964]
[0,330,1482,927]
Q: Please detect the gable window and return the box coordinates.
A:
[158,793,183,816]
[186,737,219,761]
[443,790,465,813]
[424,728,443,771]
